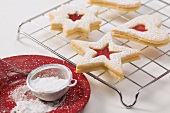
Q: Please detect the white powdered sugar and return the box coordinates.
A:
[31,77,68,92]
[11,85,30,102]
[10,85,58,113]
[11,99,55,113]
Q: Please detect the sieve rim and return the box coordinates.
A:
[26,64,73,94]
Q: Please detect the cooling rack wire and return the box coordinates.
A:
[15,0,170,108]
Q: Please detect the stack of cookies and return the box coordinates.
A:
[49,5,101,37]
[112,15,169,47]
[71,32,142,80]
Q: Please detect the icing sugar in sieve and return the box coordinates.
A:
[26,64,77,101]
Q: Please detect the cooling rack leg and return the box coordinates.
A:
[86,72,140,108]
[119,91,140,109]
[17,22,25,40]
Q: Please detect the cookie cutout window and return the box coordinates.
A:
[92,45,119,60]
[132,24,147,32]
[68,13,84,21]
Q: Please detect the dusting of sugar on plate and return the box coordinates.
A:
[10,85,59,113]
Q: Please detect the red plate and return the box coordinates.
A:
[0,55,91,113]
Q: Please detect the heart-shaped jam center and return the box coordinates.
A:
[93,46,117,60]
[68,13,84,21]
[132,25,147,32]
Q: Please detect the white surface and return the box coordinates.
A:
[0,0,170,113]
[0,0,67,58]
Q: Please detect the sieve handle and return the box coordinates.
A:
[68,79,77,87]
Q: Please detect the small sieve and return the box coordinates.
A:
[26,64,77,101]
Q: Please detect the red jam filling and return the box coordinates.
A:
[132,25,147,32]
[68,13,84,21]
[93,46,114,60]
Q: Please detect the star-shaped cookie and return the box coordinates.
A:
[112,15,169,47]
[88,0,141,11]
[71,32,142,80]
[49,4,101,37]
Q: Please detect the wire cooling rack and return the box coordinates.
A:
[17,0,170,108]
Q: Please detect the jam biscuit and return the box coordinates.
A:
[112,15,169,47]
[88,0,141,11]
[49,5,101,37]
[71,32,142,80]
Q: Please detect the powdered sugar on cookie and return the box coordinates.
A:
[90,0,140,6]
[49,4,101,37]
[71,32,142,80]
[112,15,169,46]
[88,0,141,11]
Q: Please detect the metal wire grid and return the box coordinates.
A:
[16,0,170,108]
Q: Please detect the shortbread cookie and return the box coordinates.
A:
[49,5,101,37]
[88,0,141,11]
[71,32,142,80]
[112,15,169,47]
